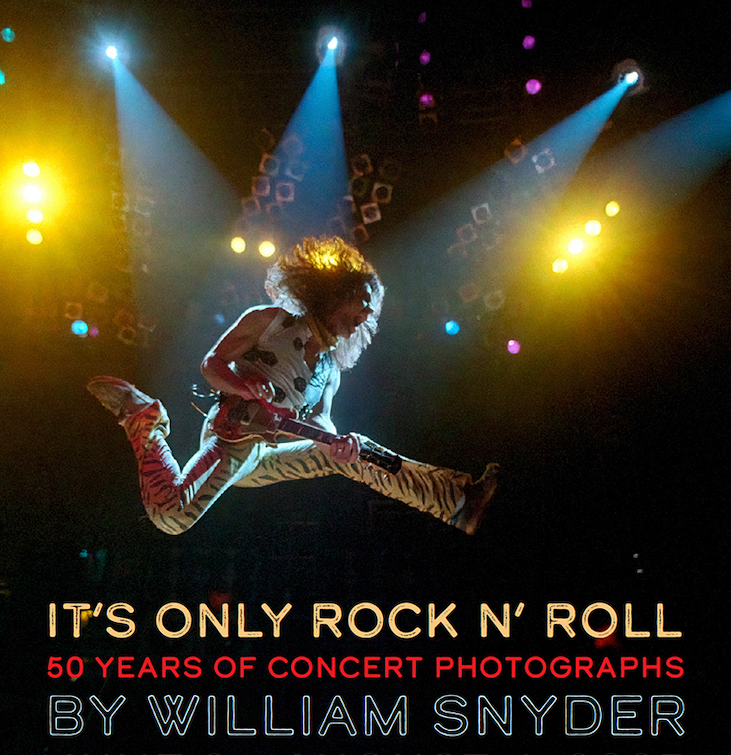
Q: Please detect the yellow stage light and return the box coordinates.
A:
[22,161,40,178]
[552,258,568,274]
[605,201,620,217]
[27,209,43,223]
[231,236,246,253]
[22,184,43,203]
[26,229,43,245]
[568,238,584,255]
[585,220,602,236]
[259,240,276,258]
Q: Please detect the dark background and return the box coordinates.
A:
[0,1,728,752]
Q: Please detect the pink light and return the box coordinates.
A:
[523,35,536,50]
[419,92,435,108]
[507,339,521,354]
[419,50,431,65]
[525,78,542,95]
[521,0,533,7]
[418,12,427,23]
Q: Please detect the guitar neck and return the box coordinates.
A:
[277,417,402,474]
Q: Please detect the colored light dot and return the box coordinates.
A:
[624,71,639,85]
[568,238,584,255]
[521,0,533,7]
[231,236,246,253]
[106,46,118,59]
[445,320,460,335]
[27,209,43,223]
[507,339,521,354]
[605,201,620,217]
[327,37,338,50]
[259,241,276,258]
[525,79,542,95]
[419,50,431,65]
[585,220,602,236]
[552,258,568,274]
[1,28,15,43]
[27,229,43,245]
[71,320,89,337]
[0,70,5,86]
[419,92,435,108]
[22,184,43,203]
[523,35,536,50]
[22,161,40,177]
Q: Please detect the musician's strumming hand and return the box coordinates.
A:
[329,433,360,464]
[241,377,275,403]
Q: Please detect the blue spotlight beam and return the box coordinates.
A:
[596,89,731,217]
[271,48,348,240]
[113,61,241,398]
[377,82,628,293]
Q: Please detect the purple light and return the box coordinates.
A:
[419,50,431,65]
[522,35,536,50]
[419,92,435,108]
[418,12,427,23]
[521,0,533,7]
[525,78,542,95]
[507,339,521,354]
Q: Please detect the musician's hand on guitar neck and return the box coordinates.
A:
[329,433,361,464]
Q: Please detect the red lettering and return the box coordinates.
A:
[117,656,135,678]
[620,656,639,677]
[596,656,617,678]
[384,656,403,678]
[162,657,180,678]
[505,656,523,678]
[184,656,202,678]
[575,656,594,677]
[137,656,158,678]
[666,655,684,678]
[94,657,115,679]
[364,657,380,678]
[436,656,454,678]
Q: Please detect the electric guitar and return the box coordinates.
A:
[211,393,403,474]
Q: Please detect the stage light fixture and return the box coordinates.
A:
[585,220,602,236]
[316,27,345,64]
[605,201,620,217]
[568,238,584,255]
[507,339,521,354]
[525,79,542,95]
[552,258,568,274]
[106,46,118,60]
[27,209,43,223]
[0,70,5,86]
[1,28,15,43]
[22,184,43,203]
[445,320,460,335]
[259,241,276,258]
[22,161,40,177]
[71,320,89,337]
[27,229,43,245]
[231,236,246,254]
[612,59,646,95]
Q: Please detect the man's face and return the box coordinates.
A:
[326,285,374,339]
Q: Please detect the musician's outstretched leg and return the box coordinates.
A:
[88,377,266,534]
[232,436,494,528]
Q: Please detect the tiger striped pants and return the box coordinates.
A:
[123,401,473,536]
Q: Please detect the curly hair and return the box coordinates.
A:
[265,237,384,370]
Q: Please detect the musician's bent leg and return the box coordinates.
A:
[122,403,267,535]
[232,437,477,524]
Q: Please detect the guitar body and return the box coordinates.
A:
[211,394,295,444]
[211,394,402,474]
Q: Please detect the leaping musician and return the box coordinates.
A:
[88,236,498,536]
